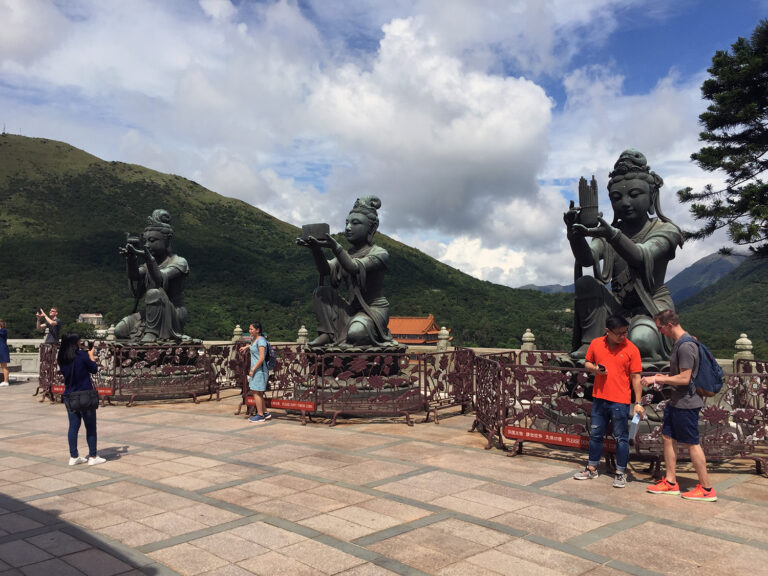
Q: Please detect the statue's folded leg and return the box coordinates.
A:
[311,286,350,346]
[572,276,624,356]
[114,312,143,340]
[144,288,185,341]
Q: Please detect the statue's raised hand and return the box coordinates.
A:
[119,243,145,257]
[296,235,335,250]
[564,200,583,239]
[571,216,616,239]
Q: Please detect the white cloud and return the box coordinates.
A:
[0,0,736,289]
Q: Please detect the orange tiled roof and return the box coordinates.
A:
[388,315,440,334]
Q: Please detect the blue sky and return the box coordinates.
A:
[1,0,765,287]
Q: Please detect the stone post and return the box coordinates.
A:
[521,329,535,351]
[232,324,243,342]
[297,325,309,345]
[106,324,116,342]
[734,333,754,367]
[437,326,450,352]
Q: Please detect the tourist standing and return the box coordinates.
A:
[573,314,644,487]
[57,333,106,466]
[643,310,717,501]
[0,318,10,386]
[37,307,61,344]
[239,321,271,423]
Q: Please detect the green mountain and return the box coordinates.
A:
[679,255,768,358]
[668,251,748,305]
[0,134,573,348]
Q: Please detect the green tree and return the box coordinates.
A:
[678,20,768,256]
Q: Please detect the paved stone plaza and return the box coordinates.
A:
[1,380,767,576]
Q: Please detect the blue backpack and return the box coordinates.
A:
[679,335,724,397]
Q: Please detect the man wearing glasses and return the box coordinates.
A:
[643,310,716,501]
[36,307,61,344]
[574,314,644,488]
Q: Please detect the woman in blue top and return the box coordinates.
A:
[57,333,106,466]
[0,318,10,386]
[239,321,271,423]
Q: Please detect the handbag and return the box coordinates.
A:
[65,388,100,412]
[63,358,100,412]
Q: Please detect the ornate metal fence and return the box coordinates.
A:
[236,347,476,426]
[37,341,240,406]
[470,352,768,477]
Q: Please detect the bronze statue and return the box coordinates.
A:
[114,209,189,343]
[564,150,683,363]
[297,196,403,351]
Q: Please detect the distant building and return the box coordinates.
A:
[77,313,104,327]
[388,315,448,346]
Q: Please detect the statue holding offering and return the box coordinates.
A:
[297,196,402,351]
[114,209,189,343]
[564,150,683,363]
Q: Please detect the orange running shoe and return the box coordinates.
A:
[646,477,680,495]
[681,484,717,502]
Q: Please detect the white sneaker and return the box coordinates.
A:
[87,456,106,466]
[0,382,9,387]
[69,456,87,466]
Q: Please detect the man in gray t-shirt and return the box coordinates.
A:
[641,310,717,502]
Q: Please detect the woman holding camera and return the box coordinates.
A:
[57,333,106,466]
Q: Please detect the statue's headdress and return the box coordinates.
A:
[350,196,381,241]
[144,209,174,240]
[607,150,679,244]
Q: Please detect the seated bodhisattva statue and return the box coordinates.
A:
[296,196,403,351]
[114,209,189,343]
[563,150,683,364]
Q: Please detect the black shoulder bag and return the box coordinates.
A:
[63,358,100,412]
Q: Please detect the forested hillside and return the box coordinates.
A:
[0,134,573,348]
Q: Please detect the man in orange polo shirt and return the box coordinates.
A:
[573,315,644,488]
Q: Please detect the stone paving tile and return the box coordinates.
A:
[98,520,169,547]
[58,509,129,531]
[16,557,86,576]
[25,531,91,557]
[368,538,459,573]
[189,532,268,563]
[229,522,307,550]
[437,560,504,575]
[492,511,585,542]
[0,540,53,568]
[335,563,400,575]
[156,474,219,491]
[100,499,166,521]
[357,498,432,523]
[462,548,564,576]
[280,539,367,573]
[315,461,419,484]
[139,511,209,536]
[585,521,734,573]
[250,499,320,522]
[298,514,378,540]
[133,491,194,512]
[428,518,513,548]
[496,539,599,574]
[148,543,230,576]
[305,485,375,506]
[328,506,403,531]
[237,550,324,575]
[0,513,43,534]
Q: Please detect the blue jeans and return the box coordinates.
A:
[67,408,98,458]
[588,398,630,473]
